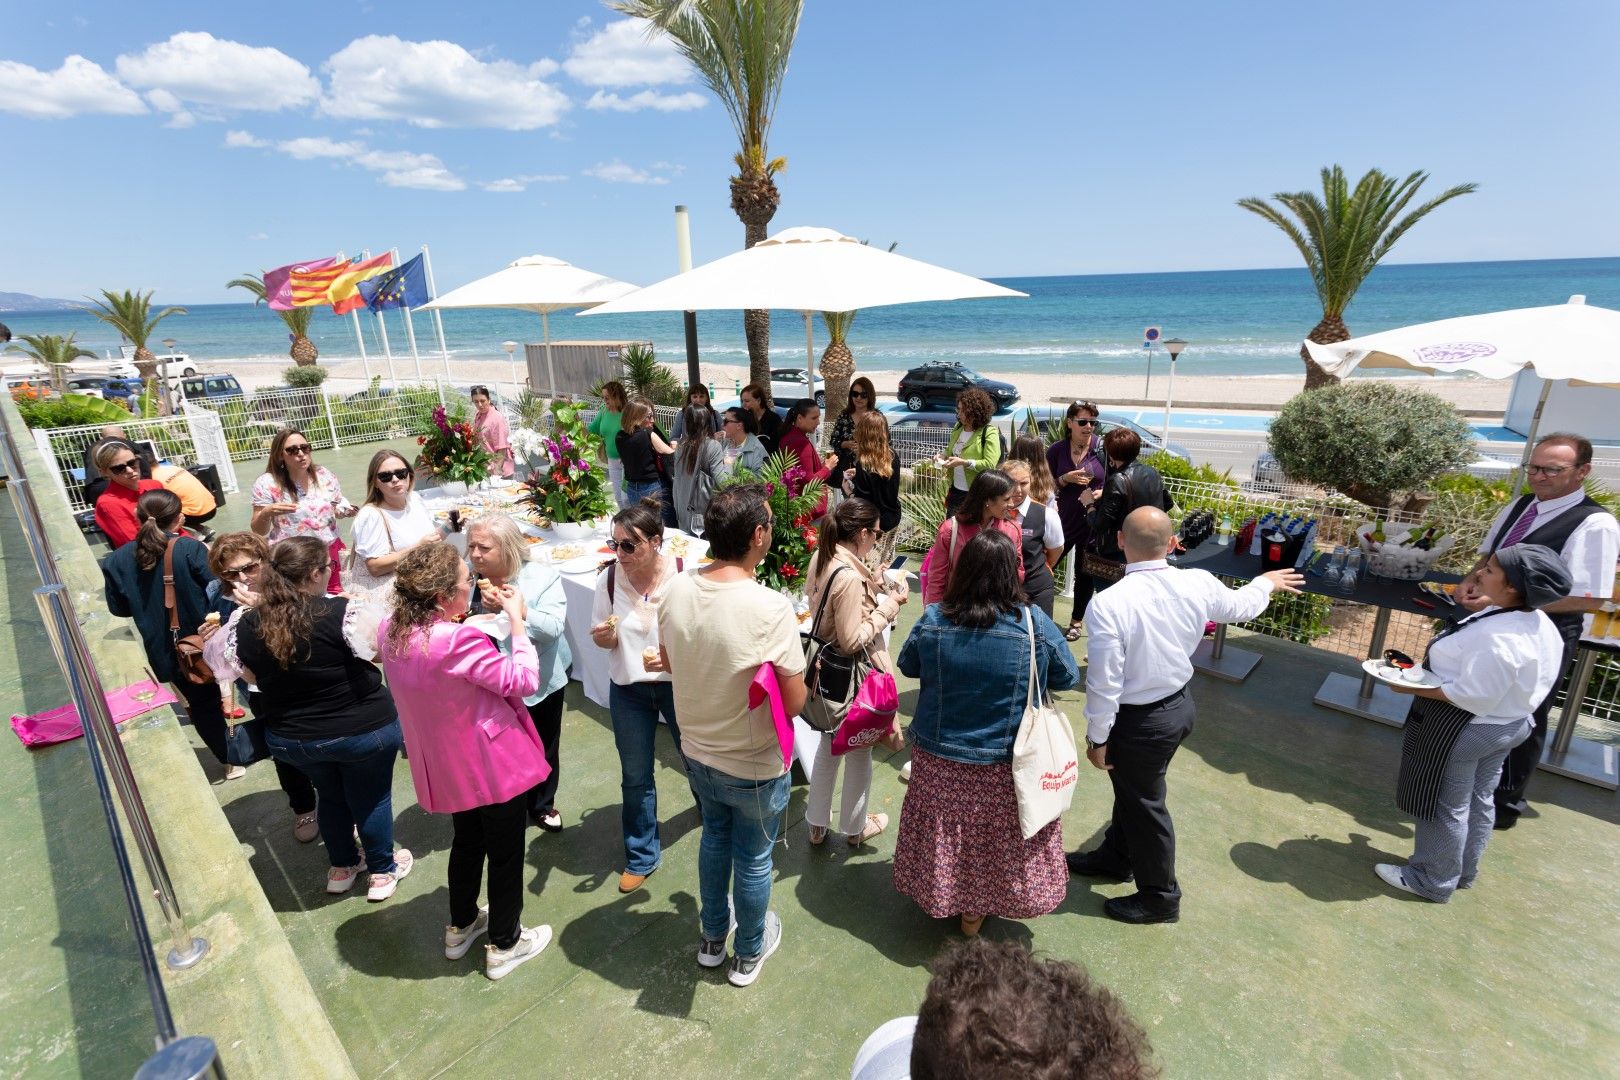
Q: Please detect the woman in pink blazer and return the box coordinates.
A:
[380,543,551,981]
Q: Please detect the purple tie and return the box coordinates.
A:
[1501,502,1539,548]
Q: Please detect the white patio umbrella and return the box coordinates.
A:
[581,226,1027,388]
[1305,295,1620,490]
[422,255,638,399]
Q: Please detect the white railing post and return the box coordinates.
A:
[32,428,74,509]
[321,389,340,449]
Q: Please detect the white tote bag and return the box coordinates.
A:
[1011,606,1080,839]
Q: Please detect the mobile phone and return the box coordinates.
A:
[888,555,908,571]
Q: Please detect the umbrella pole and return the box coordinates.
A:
[1513,378,1554,497]
[543,311,558,402]
[803,311,816,395]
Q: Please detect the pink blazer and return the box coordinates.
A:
[379,619,544,814]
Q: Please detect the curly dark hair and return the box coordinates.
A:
[911,939,1158,1080]
[955,388,995,431]
[385,542,465,659]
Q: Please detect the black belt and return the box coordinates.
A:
[1118,686,1188,714]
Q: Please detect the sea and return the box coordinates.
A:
[5,256,1616,378]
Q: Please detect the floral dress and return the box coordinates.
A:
[251,465,352,593]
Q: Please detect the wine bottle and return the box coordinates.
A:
[1370,518,1387,545]
[1414,526,1439,551]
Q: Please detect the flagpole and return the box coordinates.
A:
[393,247,423,380]
[421,244,453,382]
[363,249,396,383]
[334,250,370,379]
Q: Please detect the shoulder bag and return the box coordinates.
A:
[1080,470,1130,584]
[165,539,214,686]
[1011,606,1080,839]
[801,565,873,733]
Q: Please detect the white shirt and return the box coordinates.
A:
[1478,488,1619,640]
[1428,606,1565,726]
[1015,497,1065,551]
[590,556,681,685]
[1083,560,1277,743]
[351,493,437,560]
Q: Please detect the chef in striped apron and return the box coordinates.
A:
[1376,544,1570,903]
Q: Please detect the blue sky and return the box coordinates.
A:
[2,0,1616,304]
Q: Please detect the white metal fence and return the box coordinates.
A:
[34,413,241,514]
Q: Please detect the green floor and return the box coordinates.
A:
[15,439,1620,1076]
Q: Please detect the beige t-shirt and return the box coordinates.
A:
[659,570,806,781]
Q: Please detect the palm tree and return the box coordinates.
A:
[83,289,187,411]
[818,309,856,444]
[614,0,805,402]
[5,332,94,392]
[227,272,320,365]
[1237,166,1478,389]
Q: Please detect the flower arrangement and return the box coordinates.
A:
[517,401,615,525]
[721,450,827,593]
[414,403,491,485]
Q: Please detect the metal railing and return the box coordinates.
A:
[0,408,223,1076]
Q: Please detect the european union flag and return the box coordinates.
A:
[359,254,430,312]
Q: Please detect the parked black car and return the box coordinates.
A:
[895,362,1019,412]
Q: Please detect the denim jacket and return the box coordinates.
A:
[897,604,1080,764]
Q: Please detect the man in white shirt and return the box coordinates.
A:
[1474,432,1619,828]
[1070,506,1303,923]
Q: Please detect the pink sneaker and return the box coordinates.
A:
[367,848,414,902]
[325,860,366,895]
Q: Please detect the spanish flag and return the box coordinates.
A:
[327,254,398,315]
[288,253,392,311]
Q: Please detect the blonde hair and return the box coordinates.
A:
[854,411,893,478]
[465,513,527,581]
[1010,434,1055,503]
[621,399,651,431]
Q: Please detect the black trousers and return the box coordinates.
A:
[1495,629,1578,820]
[1089,688,1196,908]
[526,686,565,818]
[1058,535,1097,624]
[449,789,529,950]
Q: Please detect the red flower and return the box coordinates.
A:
[793,514,810,529]
[781,563,799,578]
[801,528,816,543]
[416,436,426,445]
[552,470,566,483]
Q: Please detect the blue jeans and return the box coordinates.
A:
[686,758,790,958]
[609,680,686,874]
[266,720,403,875]
[623,479,662,508]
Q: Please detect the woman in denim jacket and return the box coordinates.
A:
[893,529,1080,937]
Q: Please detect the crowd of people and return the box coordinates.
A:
[89,375,1611,1069]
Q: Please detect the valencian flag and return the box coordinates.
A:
[322,254,397,315]
[286,254,387,309]
[358,254,430,312]
[265,256,340,311]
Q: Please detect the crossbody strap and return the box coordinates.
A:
[807,564,848,641]
[162,538,180,639]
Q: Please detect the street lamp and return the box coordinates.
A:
[502,340,520,395]
[1162,338,1187,444]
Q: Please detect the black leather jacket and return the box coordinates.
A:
[1090,462,1173,558]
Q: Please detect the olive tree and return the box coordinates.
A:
[1267,381,1474,509]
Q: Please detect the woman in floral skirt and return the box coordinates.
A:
[893,529,1079,936]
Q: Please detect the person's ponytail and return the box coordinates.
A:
[134,490,183,571]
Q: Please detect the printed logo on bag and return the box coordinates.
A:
[1040,760,1079,792]
[845,726,888,749]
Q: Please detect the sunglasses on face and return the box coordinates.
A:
[376,468,411,483]
[1072,418,1098,427]
[108,459,139,473]
[283,443,312,456]
[606,536,655,555]
[220,560,262,580]
[849,391,868,399]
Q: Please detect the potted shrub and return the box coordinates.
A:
[414,403,490,494]
[719,451,827,597]
[517,401,615,539]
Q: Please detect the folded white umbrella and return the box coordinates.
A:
[583,226,1027,382]
[1305,295,1620,488]
[423,255,638,398]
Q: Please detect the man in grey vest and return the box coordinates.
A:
[1475,432,1620,827]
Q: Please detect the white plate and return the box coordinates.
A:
[465,612,511,641]
[1360,658,1440,689]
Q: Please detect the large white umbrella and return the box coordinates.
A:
[1306,295,1620,489]
[581,226,1027,387]
[422,255,638,399]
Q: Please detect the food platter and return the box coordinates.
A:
[1361,658,1441,689]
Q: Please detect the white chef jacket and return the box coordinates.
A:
[1428,606,1565,726]
[1478,488,1619,640]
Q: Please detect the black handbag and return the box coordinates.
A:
[801,566,869,732]
[224,710,271,766]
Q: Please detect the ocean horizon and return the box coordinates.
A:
[4,255,1616,379]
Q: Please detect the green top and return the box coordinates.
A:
[947,422,1001,489]
[589,406,624,459]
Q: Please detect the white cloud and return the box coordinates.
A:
[583,160,673,185]
[145,88,196,128]
[226,129,466,192]
[563,19,691,87]
[480,174,569,193]
[115,32,319,113]
[585,89,705,113]
[322,35,568,130]
[247,231,269,240]
[0,55,146,119]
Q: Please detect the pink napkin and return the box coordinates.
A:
[748,664,795,771]
[10,680,179,748]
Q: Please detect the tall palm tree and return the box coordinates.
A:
[227,272,320,365]
[818,309,856,445]
[614,0,805,403]
[1238,166,1478,389]
[5,332,94,392]
[83,289,187,413]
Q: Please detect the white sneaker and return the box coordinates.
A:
[697,911,737,969]
[367,848,413,902]
[899,760,912,782]
[1374,862,1436,901]
[486,925,552,981]
[445,906,489,960]
[223,764,247,781]
[727,911,782,988]
[325,860,366,894]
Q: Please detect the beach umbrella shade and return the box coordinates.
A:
[422,255,639,399]
[581,226,1027,398]
[1305,295,1620,489]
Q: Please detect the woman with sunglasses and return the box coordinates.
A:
[92,441,165,548]
[1046,402,1107,641]
[720,407,768,473]
[250,428,356,594]
[588,498,692,893]
[199,531,320,838]
[830,376,883,476]
[470,386,516,480]
[348,449,442,600]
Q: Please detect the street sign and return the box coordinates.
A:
[1143,326,1161,345]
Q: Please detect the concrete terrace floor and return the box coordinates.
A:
[13,437,1620,1077]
